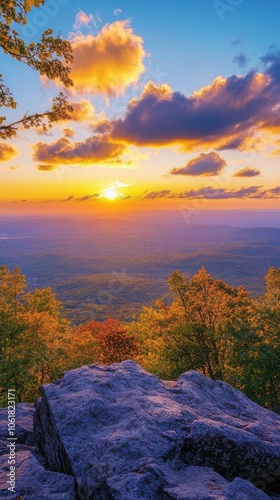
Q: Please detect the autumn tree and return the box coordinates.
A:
[74,318,139,365]
[131,266,280,412]
[0,266,72,403]
[131,268,256,380]
[167,267,254,380]
[0,0,73,139]
[243,267,280,412]
[128,300,188,379]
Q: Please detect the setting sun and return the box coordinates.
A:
[104,187,118,200]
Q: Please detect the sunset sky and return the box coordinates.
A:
[1,0,280,214]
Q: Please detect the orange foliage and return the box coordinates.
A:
[74,318,139,365]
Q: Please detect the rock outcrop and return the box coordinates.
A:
[1,361,280,499]
[0,403,76,499]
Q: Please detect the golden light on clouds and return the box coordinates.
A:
[33,137,127,169]
[70,20,146,96]
[0,143,18,161]
[101,180,130,200]
[69,99,96,122]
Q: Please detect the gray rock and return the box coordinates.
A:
[224,477,271,500]
[0,449,76,499]
[108,462,270,500]
[34,360,280,499]
[0,403,35,451]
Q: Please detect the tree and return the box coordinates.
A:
[167,267,251,380]
[128,300,188,379]
[265,266,280,308]
[75,318,139,365]
[97,318,139,364]
[246,267,280,412]
[0,0,73,139]
[0,266,72,403]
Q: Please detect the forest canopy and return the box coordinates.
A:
[0,264,279,413]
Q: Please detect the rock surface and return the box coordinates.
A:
[32,360,280,499]
[0,449,76,499]
[0,403,35,456]
[0,403,76,499]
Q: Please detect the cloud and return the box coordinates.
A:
[231,38,242,47]
[60,193,100,202]
[76,194,100,201]
[175,186,264,199]
[110,51,280,151]
[269,186,280,196]
[35,99,96,132]
[73,11,94,30]
[37,164,57,171]
[61,195,75,202]
[140,186,280,200]
[0,143,18,161]
[70,21,146,96]
[143,190,172,199]
[233,52,249,68]
[169,152,226,176]
[63,127,75,138]
[114,9,122,15]
[70,99,95,122]
[33,136,127,169]
[234,167,261,177]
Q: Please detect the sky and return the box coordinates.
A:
[1,0,280,214]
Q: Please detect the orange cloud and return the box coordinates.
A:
[33,136,127,169]
[70,99,95,122]
[0,143,18,161]
[70,21,146,96]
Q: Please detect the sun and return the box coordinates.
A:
[104,187,118,200]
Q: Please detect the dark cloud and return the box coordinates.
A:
[37,164,56,171]
[175,186,263,199]
[234,167,261,177]
[233,52,249,68]
[110,51,280,152]
[33,136,127,169]
[143,190,171,199]
[60,194,100,202]
[76,194,100,202]
[269,186,280,196]
[61,195,75,202]
[140,185,280,200]
[169,152,226,176]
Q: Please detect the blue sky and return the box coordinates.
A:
[1,0,280,212]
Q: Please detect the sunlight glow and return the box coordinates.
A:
[104,187,118,200]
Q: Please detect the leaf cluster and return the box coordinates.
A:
[0,0,73,139]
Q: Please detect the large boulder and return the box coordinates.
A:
[34,360,280,499]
